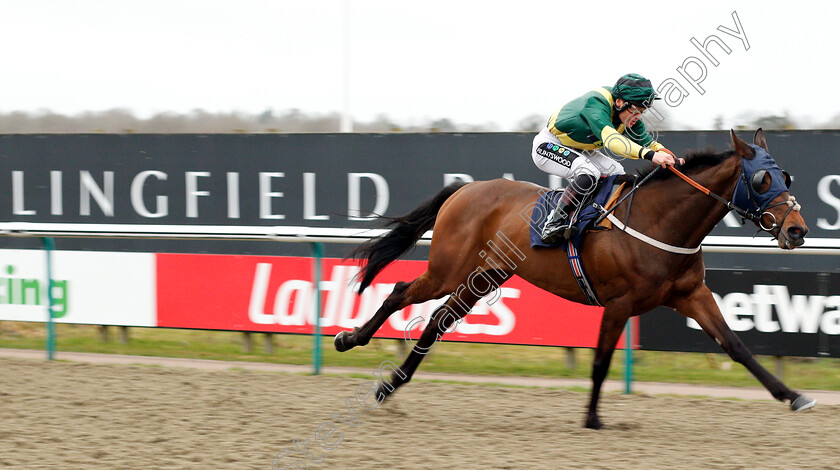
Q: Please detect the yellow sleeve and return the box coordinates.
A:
[600,127,651,159]
[648,141,666,152]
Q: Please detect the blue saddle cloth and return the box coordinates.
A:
[529,175,619,250]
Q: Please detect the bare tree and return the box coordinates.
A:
[752,114,798,130]
[515,114,544,132]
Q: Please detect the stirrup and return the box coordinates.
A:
[540,221,577,244]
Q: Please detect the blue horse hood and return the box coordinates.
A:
[732,144,790,216]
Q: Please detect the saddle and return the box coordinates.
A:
[527,175,630,306]
[529,175,629,249]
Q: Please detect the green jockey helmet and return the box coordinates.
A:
[613,73,660,108]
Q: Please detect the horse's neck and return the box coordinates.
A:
[636,156,741,248]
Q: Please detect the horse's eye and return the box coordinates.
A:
[782,170,792,189]
[750,170,769,194]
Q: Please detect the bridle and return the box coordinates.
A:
[754,194,801,233]
[668,151,800,238]
[594,147,800,254]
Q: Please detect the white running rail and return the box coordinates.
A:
[0,221,838,254]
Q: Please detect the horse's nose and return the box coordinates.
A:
[787,225,808,242]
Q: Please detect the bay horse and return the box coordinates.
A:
[335,129,814,429]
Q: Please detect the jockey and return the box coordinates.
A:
[532,73,682,243]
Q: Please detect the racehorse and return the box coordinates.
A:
[335,129,814,429]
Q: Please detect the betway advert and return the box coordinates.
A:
[640,270,840,357]
[155,253,608,347]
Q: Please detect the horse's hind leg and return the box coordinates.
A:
[375,277,496,401]
[334,280,410,352]
[335,273,442,352]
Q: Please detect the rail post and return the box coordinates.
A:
[43,237,56,360]
[624,318,633,394]
[312,242,324,375]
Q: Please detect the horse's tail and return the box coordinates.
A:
[350,182,467,293]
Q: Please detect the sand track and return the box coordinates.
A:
[1,357,838,469]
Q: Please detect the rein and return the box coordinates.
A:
[593,166,661,226]
[593,166,703,255]
[667,166,757,222]
[594,158,800,255]
[668,165,801,234]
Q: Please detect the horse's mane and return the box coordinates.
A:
[636,147,736,182]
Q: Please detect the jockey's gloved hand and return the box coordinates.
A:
[659,148,686,166]
[652,150,684,168]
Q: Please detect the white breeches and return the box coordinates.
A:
[531,127,625,181]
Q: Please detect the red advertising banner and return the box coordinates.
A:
[156,253,626,348]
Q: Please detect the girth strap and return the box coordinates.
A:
[566,240,603,307]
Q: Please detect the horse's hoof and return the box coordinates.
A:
[584,415,603,430]
[791,395,816,412]
[334,331,353,352]
[375,384,393,404]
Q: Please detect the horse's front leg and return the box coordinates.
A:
[674,284,816,411]
[585,305,631,429]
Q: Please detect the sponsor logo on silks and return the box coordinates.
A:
[536,143,572,168]
[0,265,70,317]
[687,285,840,334]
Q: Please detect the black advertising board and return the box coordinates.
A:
[639,270,840,357]
[0,131,838,240]
[0,133,839,354]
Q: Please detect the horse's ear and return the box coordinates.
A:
[730,129,755,159]
[753,128,769,151]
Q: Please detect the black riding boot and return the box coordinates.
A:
[540,196,577,243]
[540,174,595,243]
